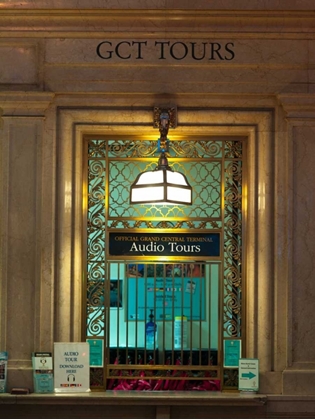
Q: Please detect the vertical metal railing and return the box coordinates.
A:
[104,261,221,390]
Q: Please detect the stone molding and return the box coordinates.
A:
[278,94,315,120]
[0,0,315,9]
[0,9,314,38]
[0,93,55,116]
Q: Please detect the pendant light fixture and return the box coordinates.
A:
[130,107,192,205]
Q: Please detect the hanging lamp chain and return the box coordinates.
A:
[153,106,177,152]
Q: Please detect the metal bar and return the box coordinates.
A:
[135,266,139,364]
[198,263,202,365]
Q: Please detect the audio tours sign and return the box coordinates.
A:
[54,343,90,393]
[109,232,220,258]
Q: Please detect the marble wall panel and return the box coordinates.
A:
[43,38,309,95]
[45,39,308,66]
[292,125,315,364]
[0,93,55,390]
[283,370,315,395]
[5,121,41,362]
[44,66,308,95]
[302,36,314,93]
[0,42,39,86]
[309,40,315,65]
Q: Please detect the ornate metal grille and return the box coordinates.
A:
[83,136,244,391]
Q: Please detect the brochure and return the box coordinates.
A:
[0,352,8,393]
[32,352,53,393]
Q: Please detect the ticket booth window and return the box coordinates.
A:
[83,136,244,391]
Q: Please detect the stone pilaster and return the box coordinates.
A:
[0,93,55,389]
[278,94,315,394]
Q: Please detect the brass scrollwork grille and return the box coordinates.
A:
[83,136,245,391]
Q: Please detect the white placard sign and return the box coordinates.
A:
[238,358,259,392]
[54,342,90,393]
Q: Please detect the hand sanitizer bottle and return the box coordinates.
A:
[146,309,157,350]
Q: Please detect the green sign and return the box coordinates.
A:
[224,340,241,368]
[238,358,259,392]
[86,339,104,367]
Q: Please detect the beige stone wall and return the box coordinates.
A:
[0,2,315,406]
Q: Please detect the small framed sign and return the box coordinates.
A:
[224,339,241,368]
[238,358,259,392]
[54,342,90,393]
[86,339,104,368]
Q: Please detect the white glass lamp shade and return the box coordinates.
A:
[130,168,192,205]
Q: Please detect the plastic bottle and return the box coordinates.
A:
[145,309,157,350]
[174,316,188,349]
